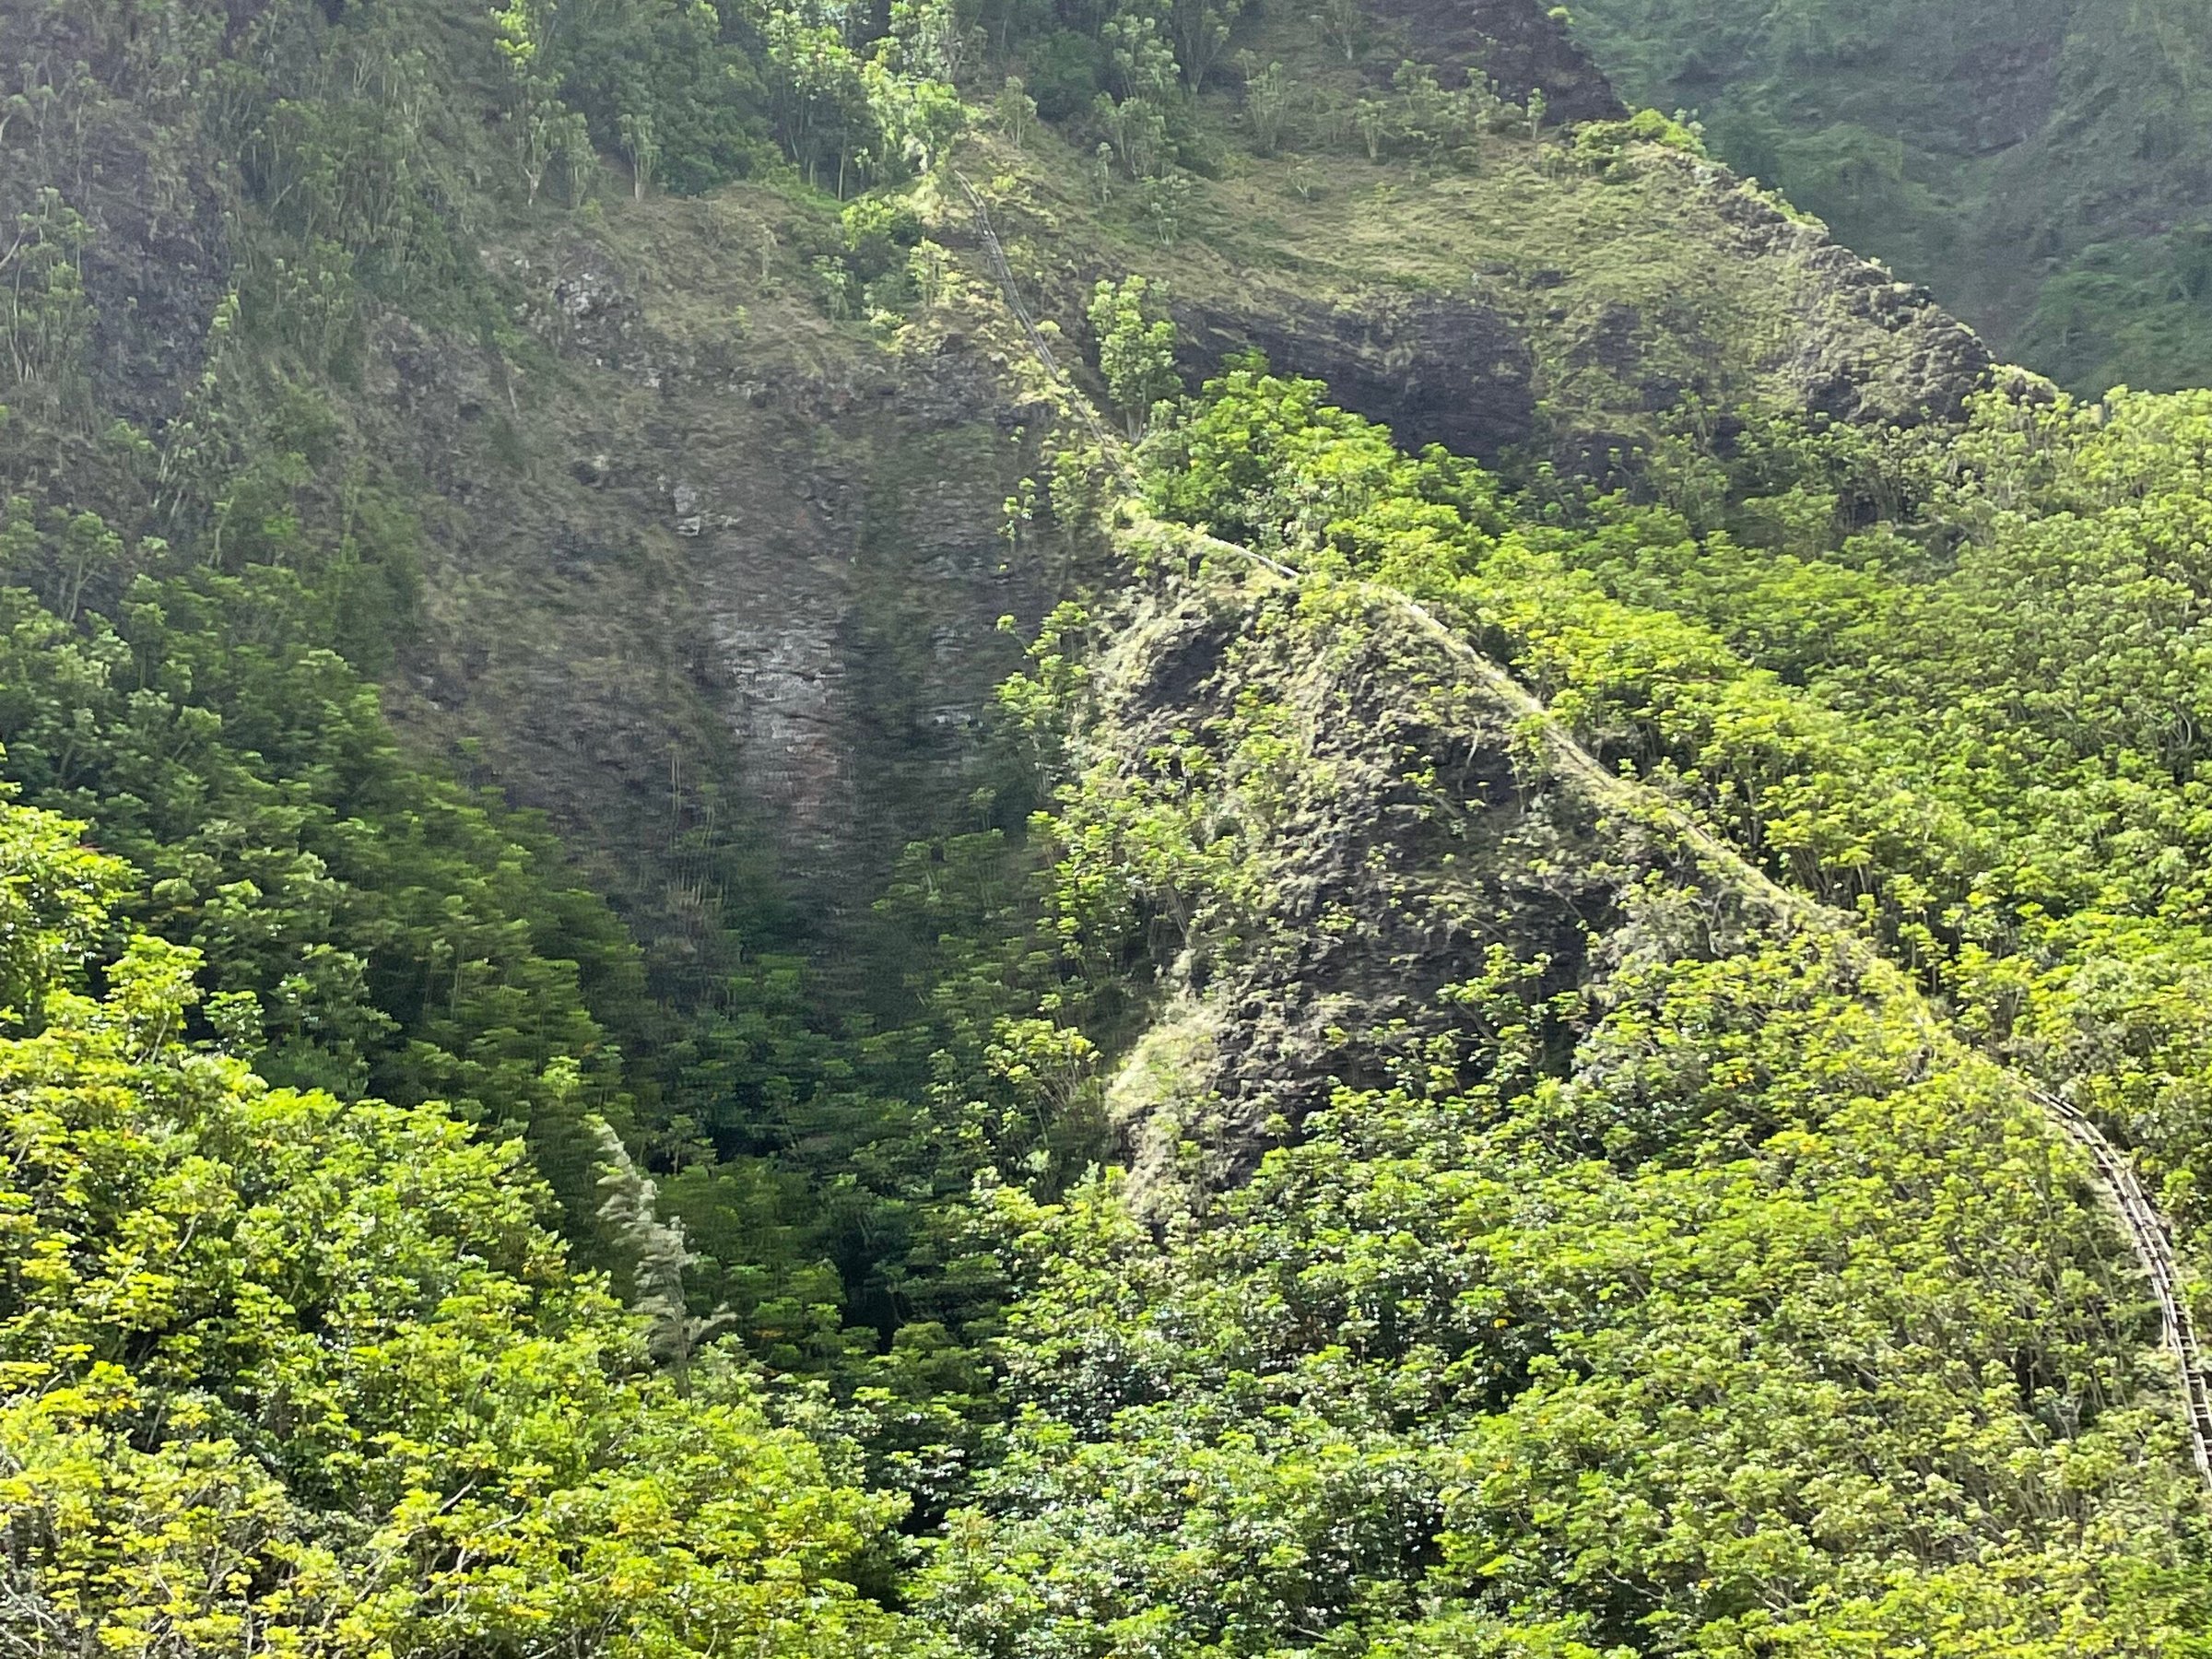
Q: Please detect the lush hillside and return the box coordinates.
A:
[1563,0,2212,394]
[7,0,2212,1651]
[922,553,2207,1655]
[0,801,921,1653]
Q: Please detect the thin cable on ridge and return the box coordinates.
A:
[957,173,2212,1489]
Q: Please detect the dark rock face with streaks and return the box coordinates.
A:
[0,0,1987,938]
[1173,288,1540,458]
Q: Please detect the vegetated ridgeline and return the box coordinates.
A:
[15,0,2212,1642]
[2042,1089,2212,1488]
[1561,0,2212,395]
[963,168,2212,1496]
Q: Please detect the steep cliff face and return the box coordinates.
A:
[0,4,232,428]
[371,200,1050,919]
[1147,149,1990,464]
[0,0,1996,947]
[963,112,1985,486]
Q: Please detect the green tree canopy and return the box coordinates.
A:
[0,794,927,1657]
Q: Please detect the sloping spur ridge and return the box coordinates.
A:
[1385,590,2212,1495]
[954,168,2212,1491]
[1284,559,2212,1495]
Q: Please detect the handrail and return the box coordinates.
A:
[2040,1089,2212,1485]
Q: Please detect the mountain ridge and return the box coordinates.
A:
[7,0,2212,1649]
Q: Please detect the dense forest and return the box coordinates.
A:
[1564,0,2212,394]
[4,0,2212,1652]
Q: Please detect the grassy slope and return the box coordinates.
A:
[967,53,1983,469]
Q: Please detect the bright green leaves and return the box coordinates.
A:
[0,791,127,1033]
[921,363,2212,1655]
[919,912,2206,1654]
[0,499,645,1229]
[0,795,924,1657]
[1137,367,2212,1291]
[0,186,93,403]
[1141,365,1502,559]
[1088,275,1182,441]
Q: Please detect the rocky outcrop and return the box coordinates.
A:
[1144,151,1994,466]
[1172,288,1540,458]
[1084,574,1632,1196]
[373,224,1047,929]
[1689,157,1995,425]
[0,19,227,427]
[1374,0,1623,122]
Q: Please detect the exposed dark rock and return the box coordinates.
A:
[1095,581,1632,1196]
[362,235,1048,930]
[74,117,228,427]
[1690,157,1996,423]
[1371,0,1623,123]
[1174,288,1541,458]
